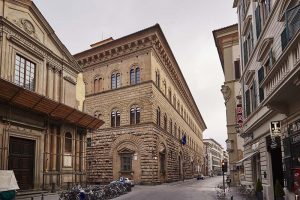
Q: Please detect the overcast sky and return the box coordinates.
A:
[34,0,237,148]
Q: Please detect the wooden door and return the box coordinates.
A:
[8,137,35,190]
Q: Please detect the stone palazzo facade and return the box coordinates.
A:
[0,0,102,191]
[74,25,207,184]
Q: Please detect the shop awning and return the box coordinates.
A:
[236,151,259,166]
[0,78,104,129]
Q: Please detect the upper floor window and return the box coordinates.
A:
[156,107,161,126]
[168,88,172,101]
[94,77,102,93]
[243,24,254,66]
[111,110,121,127]
[258,67,265,103]
[245,81,257,117]
[130,67,141,85]
[111,72,121,89]
[87,138,92,147]
[163,80,167,95]
[177,101,180,110]
[155,71,160,88]
[234,60,241,80]
[173,95,176,106]
[163,114,167,130]
[65,132,72,153]
[169,119,173,134]
[130,106,140,125]
[15,54,36,91]
[174,123,177,138]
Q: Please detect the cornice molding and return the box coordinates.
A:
[63,76,76,85]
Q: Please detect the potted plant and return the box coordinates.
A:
[256,179,263,200]
[274,180,285,200]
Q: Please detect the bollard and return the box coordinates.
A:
[31,197,34,200]
[296,194,298,200]
[41,193,44,200]
[231,195,233,200]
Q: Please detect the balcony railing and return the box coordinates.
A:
[262,5,300,98]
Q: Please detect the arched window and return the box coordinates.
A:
[177,101,180,110]
[130,68,135,85]
[116,73,121,88]
[169,119,173,134]
[130,67,141,85]
[156,107,161,126]
[94,79,98,93]
[130,106,140,125]
[163,114,167,130]
[111,110,120,127]
[65,132,72,153]
[111,72,121,89]
[135,67,140,84]
[168,88,172,101]
[174,123,177,138]
[111,74,116,89]
[94,77,102,93]
[173,95,176,106]
[155,71,160,88]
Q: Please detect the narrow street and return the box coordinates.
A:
[115,176,224,200]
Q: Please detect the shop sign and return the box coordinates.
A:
[236,104,243,128]
[270,121,281,136]
[289,119,300,135]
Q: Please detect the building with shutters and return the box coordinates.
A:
[203,139,224,176]
[232,0,300,199]
[213,24,244,186]
[74,24,207,184]
[0,0,103,191]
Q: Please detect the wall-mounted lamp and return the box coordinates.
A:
[263,171,267,179]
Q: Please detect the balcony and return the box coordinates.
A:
[261,5,300,114]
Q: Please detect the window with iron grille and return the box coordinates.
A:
[15,54,36,91]
[121,153,132,172]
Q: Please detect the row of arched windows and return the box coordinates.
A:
[156,107,199,151]
[96,106,141,128]
[93,66,141,93]
[155,69,200,139]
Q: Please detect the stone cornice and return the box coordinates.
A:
[0,17,74,72]
[75,25,206,130]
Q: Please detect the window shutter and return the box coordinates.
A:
[234,60,241,79]
[245,90,251,117]
[253,81,257,110]
[269,49,273,68]
[281,28,289,50]
[243,40,248,65]
[255,5,261,38]
[258,67,265,84]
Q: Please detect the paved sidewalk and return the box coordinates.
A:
[16,193,59,200]
[229,186,256,200]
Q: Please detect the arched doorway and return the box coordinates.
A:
[112,142,141,184]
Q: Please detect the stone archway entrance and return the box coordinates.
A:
[112,142,141,184]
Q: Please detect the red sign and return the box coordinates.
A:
[236,104,243,128]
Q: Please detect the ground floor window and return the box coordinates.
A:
[121,153,132,172]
